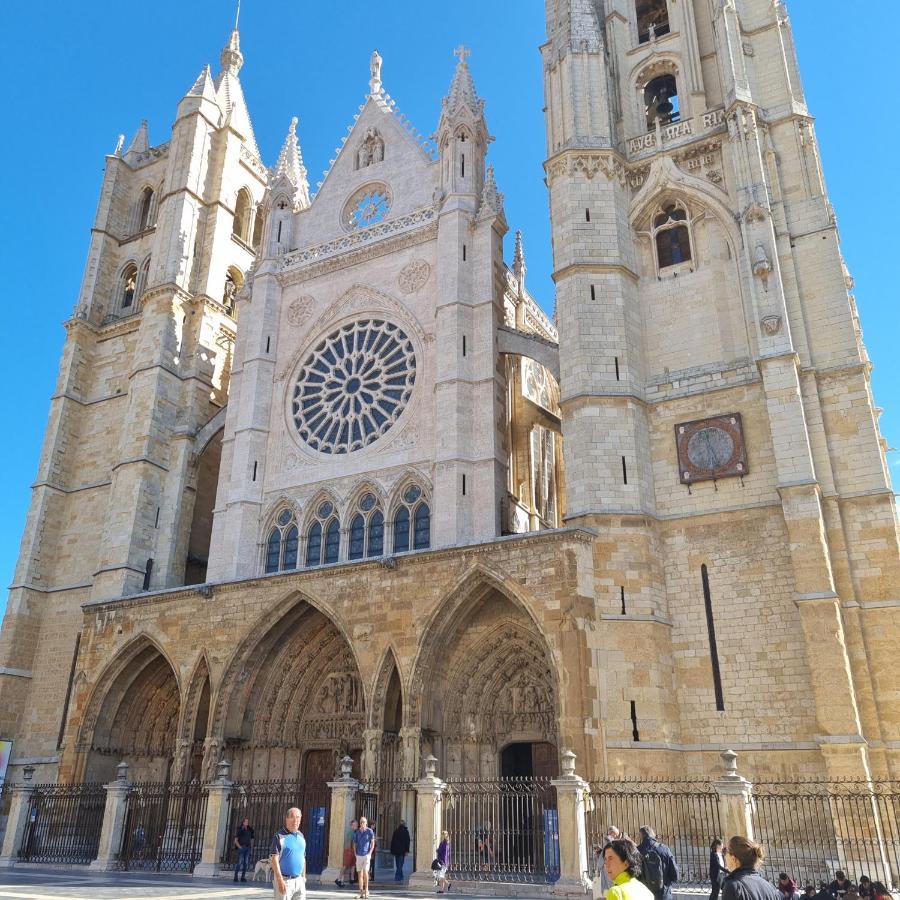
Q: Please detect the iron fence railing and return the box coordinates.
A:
[221,779,331,875]
[0,782,11,851]
[119,780,207,872]
[752,781,900,890]
[585,778,722,883]
[442,777,559,884]
[17,782,106,865]
[353,778,416,872]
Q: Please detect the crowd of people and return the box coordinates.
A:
[594,828,895,900]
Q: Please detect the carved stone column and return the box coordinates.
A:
[89,761,131,871]
[321,756,359,886]
[193,760,233,878]
[551,751,592,896]
[408,755,445,891]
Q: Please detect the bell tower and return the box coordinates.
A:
[543,0,900,778]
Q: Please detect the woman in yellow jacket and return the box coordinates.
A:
[603,839,656,900]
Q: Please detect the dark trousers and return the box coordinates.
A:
[394,854,406,881]
[234,846,251,878]
[710,875,724,900]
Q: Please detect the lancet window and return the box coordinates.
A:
[348,492,385,561]
[636,0,670,44]
[652,202,692,269]
[393,484,431,553]
[306,501,341,568]
[644,73,680,130]
[265,508,299,574]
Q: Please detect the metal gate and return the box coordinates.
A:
[752,780,900,890]
[442,777,559,883]
[18,783,106,865]
[584,778,723,882]
[119,781,207,872]
[221,779,331,875]
[354,778,416,873]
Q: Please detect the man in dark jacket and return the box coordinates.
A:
[389,820,411,882]
[638,826,679,900]
[828,872,855,900]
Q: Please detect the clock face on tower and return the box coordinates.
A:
[675,413,748,484]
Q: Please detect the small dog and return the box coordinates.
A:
[253,859,273,883]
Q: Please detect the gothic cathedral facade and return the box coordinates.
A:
[1,1,898,790]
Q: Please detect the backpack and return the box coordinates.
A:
[640,847,665,897]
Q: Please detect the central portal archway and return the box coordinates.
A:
[215,598,366,782]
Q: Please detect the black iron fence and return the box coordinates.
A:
[441,777,559,884]
[752,781,900,890]
[221,779,331,875]
[354,778,416,873]
[0,782,11,851]
[17,782,106,865]
[585,778,722,883]
[119,781,207,872]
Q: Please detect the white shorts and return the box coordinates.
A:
[276,874,306,900]
[356,854,372,870]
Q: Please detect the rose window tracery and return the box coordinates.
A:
[344,184,391,230]
[292,319,416,454]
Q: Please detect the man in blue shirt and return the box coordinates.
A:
[270,808,307,900]
[353,815,376,899]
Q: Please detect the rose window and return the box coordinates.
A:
[292,319,416,454]
[344,184,391,230]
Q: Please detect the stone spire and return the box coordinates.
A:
[443,45,486,121]
[273,116,310,209]
[123,120,149,164]
[513,229,526,288]
[178,65,220,119]
[477,164,505,220]
[220,26,244,77]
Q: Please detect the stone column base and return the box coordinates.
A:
[552,875,592,896]
[88,858,119,872]
[320,865,344,884]
[192,862,221,878]
[408,871,438,891]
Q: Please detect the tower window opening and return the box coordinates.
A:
[590,284,596,301]
[622,456,628,484]
[277,221,283,243]
[137,187,155,232]
[233,188,253,242]
[121,265,138,310]
[142,558,153,592]
[615,356,621,381]
[462,473,467,496]
[644,73,680,130]
[251,208,265,250]
[252,461,258,482]
[463,244,467,261]
[637,0,670,44]
[462,335,467,357]
[585,208,591,222]
[652,202,692,270]
[620,586,626,615]
[155,507,160,528]
[461,154,465,178]
[266,336,271,353]
[630,700,640,741]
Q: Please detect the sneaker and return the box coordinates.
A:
[240,876,247,882]
[336,880,344,888]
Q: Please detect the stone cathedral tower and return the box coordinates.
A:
[543,0,900,779]
[0,3,897,795]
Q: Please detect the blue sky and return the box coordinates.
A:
[0,2,896,621]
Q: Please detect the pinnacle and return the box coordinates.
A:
[444,46,485,118]
[513,230,526,281]
[185,65,214,98]
[220,26,244,76]
[273,116,310,209]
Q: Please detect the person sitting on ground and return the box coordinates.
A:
[802,886,817,900]
[637,826,679,900]
[870,882,890,900]
[602,838,655,900]
[721,835,781,900]
[828,872,855,899]
[857,877,873,900]
[777,873,800,900]
[814,883,832,900]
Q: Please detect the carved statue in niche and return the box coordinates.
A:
[223,273,237,312]
[357,128,385,169]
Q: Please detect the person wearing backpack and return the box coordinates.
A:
[637,826,679,900]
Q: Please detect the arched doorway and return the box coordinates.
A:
[81,640,180,783]
[214,599,366,783]
[413,576,560,779]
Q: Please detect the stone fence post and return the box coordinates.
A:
[90,761,131,871]
[322,756,359,886]
[0,765,36,868]
[551,750,592,896]
[408,755,444,891]
[194,759,233,878]
[714,749,754,840]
